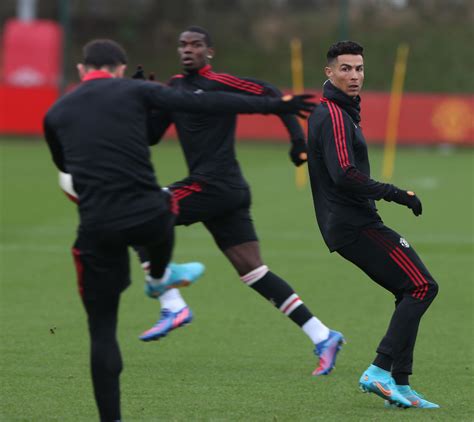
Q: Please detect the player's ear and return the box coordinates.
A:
[116,64,127,78]
[77,63,86,80]
[324,66,333,79]
[206,47,215,60]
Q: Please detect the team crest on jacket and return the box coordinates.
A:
[399,238,410,248]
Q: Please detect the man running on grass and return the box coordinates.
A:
[135,26,344,376]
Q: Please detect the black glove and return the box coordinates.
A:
[385,187,422,216]
[132,65,146,80]
[289,138,308,166]
[271,94,316,118]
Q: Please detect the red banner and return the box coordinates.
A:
[0,87,472,145]
[0,85,58,134]
[226,91,473,145]
[1,19,62,87]
[361,92,473,145]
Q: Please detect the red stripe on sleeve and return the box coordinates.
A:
[201,70,264,95]
[333,105,350,167]
[210,72,265,94]
[326,101,349,169]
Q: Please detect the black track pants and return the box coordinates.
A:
[84,294,122,422]
[337,226,438,375]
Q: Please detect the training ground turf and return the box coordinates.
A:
[1,139,473,421]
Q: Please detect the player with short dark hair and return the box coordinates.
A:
[82,39,128,68]
[307,40,439,408]
[44,38,316,421]
[135,26,344,377]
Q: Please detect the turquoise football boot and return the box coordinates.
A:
[384,386,440,409]
[145,262,205,298]
[359,365,412,408]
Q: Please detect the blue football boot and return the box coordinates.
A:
[145,262,205,298]
[139,307,193,342]
[384,386,440,409]
[359,364,412,408]
[312,330,345,375]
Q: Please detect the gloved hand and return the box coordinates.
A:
[289,138,308,166]
[273,94,316,118]
[132,65,146,80]
[385,187,422,216]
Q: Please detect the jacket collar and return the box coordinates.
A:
[198,64,212,75]
[82,70,114,82]
[182,64,212,77]
[322,80,361,123]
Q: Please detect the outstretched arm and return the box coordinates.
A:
[143,82,315,117]
[241,77,305,136]
[218,76,307,166]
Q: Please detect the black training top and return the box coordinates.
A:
[149,65,305,188]
[44,71,293,230]
[307,81,394,251]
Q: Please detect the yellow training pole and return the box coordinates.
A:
[290,37,307,189]
[381,43,409,181]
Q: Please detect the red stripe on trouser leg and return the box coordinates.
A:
[173,190,193,201]
[171,182,203,202]
[64,191,78,203]
[369,229,429,300]
[388,250,423,297]
[169,195,179,215]
[72,248,84,297]
[365,229,428,300]
[392,247,429,299]
[363,229,392,253]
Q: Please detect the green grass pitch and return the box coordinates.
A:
[0,139,473,421]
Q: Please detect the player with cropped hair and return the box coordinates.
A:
[307,40,439,408]
[45,38,316,421]
[135,26,345,376]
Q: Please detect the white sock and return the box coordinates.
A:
[302,317,330,344]
[159,288,187,312]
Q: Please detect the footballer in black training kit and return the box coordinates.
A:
[44,38,315,422]
[307,40,439,409]
[134,26,345,380]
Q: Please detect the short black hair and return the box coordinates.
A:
[183,26,213,47]
[82,39,128,69]
[327,41,364,64]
